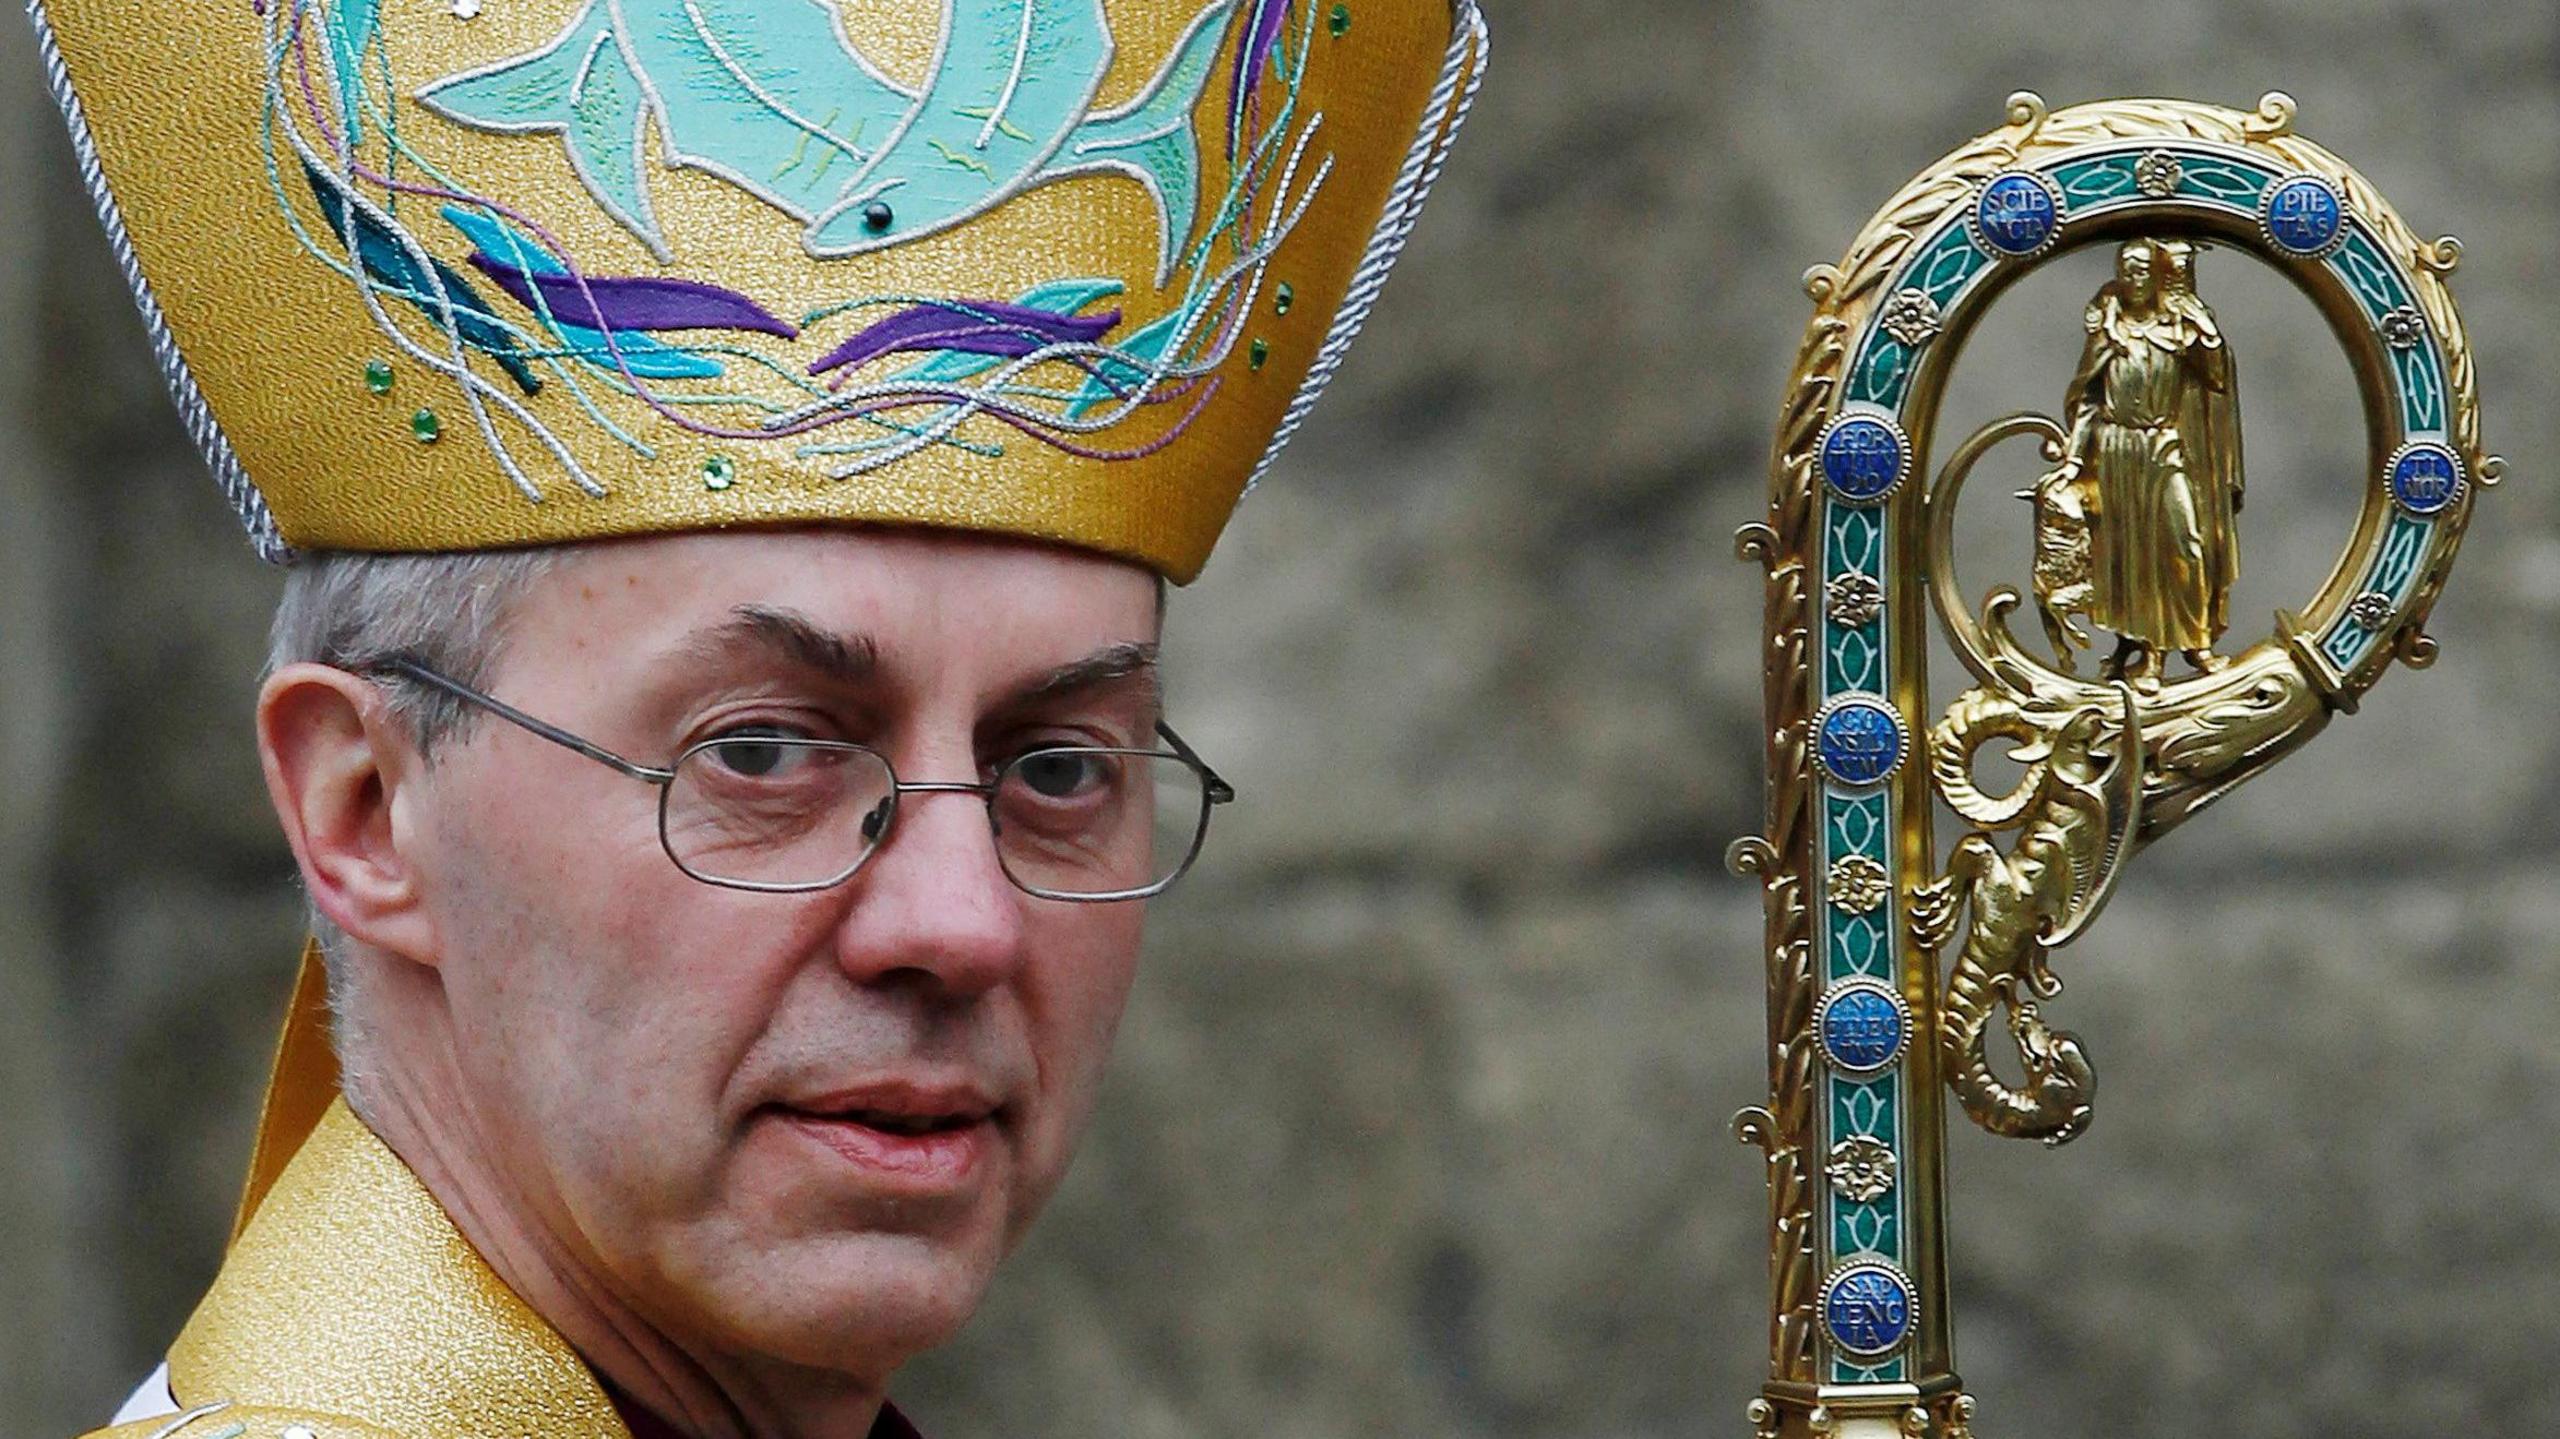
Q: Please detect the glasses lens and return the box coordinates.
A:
[993,750,1210,899]
[665,738,896,889]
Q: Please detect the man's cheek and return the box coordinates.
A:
[1022,930,1142,1166]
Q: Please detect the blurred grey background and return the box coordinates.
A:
[4,1,2556,1434]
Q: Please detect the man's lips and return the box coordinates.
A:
[764,1082,1004,1192]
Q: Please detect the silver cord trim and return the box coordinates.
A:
[1241,0,1487,496]
[26,0,292,562]
[143,1403,235,1439]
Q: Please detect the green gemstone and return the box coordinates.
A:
[702,454,737,491]
[1273,281,1294,316]
[363,360,394,395]
[1328,2,1350,36]
[1248,337,1270,370]
[410,407,441,443]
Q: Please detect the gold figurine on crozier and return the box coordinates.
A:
[2029,237,2244,685]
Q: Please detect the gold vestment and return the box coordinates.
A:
[88,1101,632,1439]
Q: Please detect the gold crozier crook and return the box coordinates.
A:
[1731,91,2499,1438]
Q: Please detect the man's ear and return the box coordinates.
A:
[257,663,442,968]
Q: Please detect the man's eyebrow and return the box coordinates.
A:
[688,605,879,686]
[1006,640,1161,711]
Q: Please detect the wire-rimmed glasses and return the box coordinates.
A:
[370,657,1233,900]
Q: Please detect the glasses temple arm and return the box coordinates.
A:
[1153,720,1236,804]
[380,658,675,784]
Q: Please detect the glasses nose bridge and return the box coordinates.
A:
[866,776,1003,854]
[892,778,999,799]
[853,774,1013,891]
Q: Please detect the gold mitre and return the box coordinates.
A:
[33,0,1486,581]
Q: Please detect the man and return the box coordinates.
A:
[32,0,1485,1432]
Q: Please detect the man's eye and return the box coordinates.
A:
[1013,750,1106,799]
[703,726,810,778]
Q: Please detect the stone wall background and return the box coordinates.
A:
[3,0,2555,1433]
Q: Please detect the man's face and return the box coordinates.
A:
[404,527,1160,1378]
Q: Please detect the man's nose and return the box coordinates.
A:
[830,782,1029,997]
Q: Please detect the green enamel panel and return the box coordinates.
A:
[1825,621,1882,694]
[2321,514,2434,668]
[1821,506,1888,693]
[1832,1072,1896,1139]
[2175,154,2271,204]
[1824,791,1890,981]
[1912,227,1986,306]
[2054,154,2136,203]
[2331,230,2409,322]
[1837,1357,1910,1384]
[1832,501,1894,568]
[1829,911,1887,980]
[2052,148,2279,214]
[2392,343,2445,434]
[1846,224,1983,408]
[1826,505,1884,577]
[1829,1072,1901,1257]
[1849,337,1908,406]
[2373,514,2430,594]
[1834,1197,1899,1258]
[2321,231,2442,435]
[1826,792,1886,859]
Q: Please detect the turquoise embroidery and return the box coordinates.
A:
[440,206,727,380]
[420,0,1237,283]
[326,0,380,142]
[271,0,1327,500]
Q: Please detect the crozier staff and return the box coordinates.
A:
[33,0,1485,1433]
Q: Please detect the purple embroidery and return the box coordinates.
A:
[1227,0,1291,157]
[809,300,1123,379]
[466,256,800,339]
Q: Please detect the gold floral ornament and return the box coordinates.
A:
[30,0,1490,581]
[1826,569,1885,627]
[1826,854,1890,915]
[2134,147,2182,196]
[2382,305,2429,349]
[1826,1137,1896,1204]
[1878,289,1942,349]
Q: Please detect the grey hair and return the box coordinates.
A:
[265,548,561,1111]
[267,547,561,755]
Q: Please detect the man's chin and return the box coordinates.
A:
[690,1228,1001,1374]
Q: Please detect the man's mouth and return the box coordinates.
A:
[767,1084,1004,1191]
[826,1107,977,1137]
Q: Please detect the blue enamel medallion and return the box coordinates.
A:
[1820,415,1907,502]
[2388,441,2463,517]
[1973,172,2060,257]
[2262,175,2345,257]
[1823,1262,1914,1356]
[1819,979,1908,1074]
[1816,696,1905,787]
